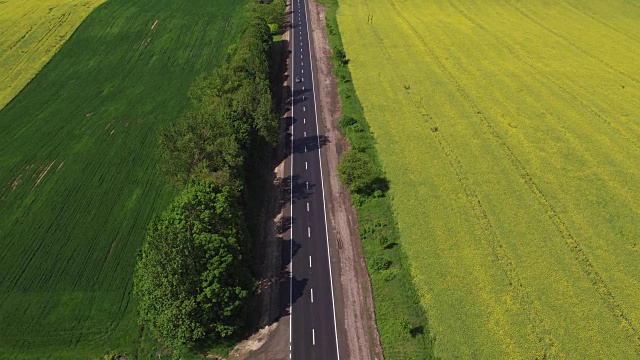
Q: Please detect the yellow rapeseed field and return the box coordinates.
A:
[338,0,640,358]
[0,0,104,110]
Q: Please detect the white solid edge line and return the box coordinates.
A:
[289,0,295,354]
[303,0,341,357]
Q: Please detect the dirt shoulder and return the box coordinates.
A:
[306,0,383,358]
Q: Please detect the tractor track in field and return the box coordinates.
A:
[444,0,640,213]
[559,0,640,44]
[444,0,640,154]
[502,0,640,87]
[387,0,640,355]
[363,4,559,356]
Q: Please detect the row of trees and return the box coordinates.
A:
[134,2,285,355]
[159,17,277,187]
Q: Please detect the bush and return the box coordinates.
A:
[331,47,349,66]
[348,131,373,153]
[338,115,357,128]
[337,150,377,196]
[376,233,390,248]
[382,269,397,282]
[370,256,392,271]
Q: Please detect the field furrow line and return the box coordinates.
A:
[503,0,640,87]
[364,11,559,357]
[387,1,640,354]
[445,0,640,203]
[446,0,640,153]
[560,0,640,44]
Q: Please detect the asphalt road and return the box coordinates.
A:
[288,0,340,359]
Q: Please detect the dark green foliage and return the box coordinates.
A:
[338,115,357,128]
[376,233,391,248]
[370,256,392,271]
[162,16,278,186]
[337,150,378,196]
[249,0,287,34]
[331,47,349,66]
[134,179,252,351]
[159,111,241,186]
[400,318,412,333]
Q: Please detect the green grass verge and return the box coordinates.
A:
[0,0,248,358]
[318,0,437,358]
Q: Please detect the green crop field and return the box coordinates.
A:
[0,0,105,111]
[0,0,247,357]
[337,0,640,358]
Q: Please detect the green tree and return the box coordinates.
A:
[134,179,253,352]
[158,110,242,186]
[337,150,378,195]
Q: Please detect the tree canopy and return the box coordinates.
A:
[134,179,252,351]
[161,16,278,186]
